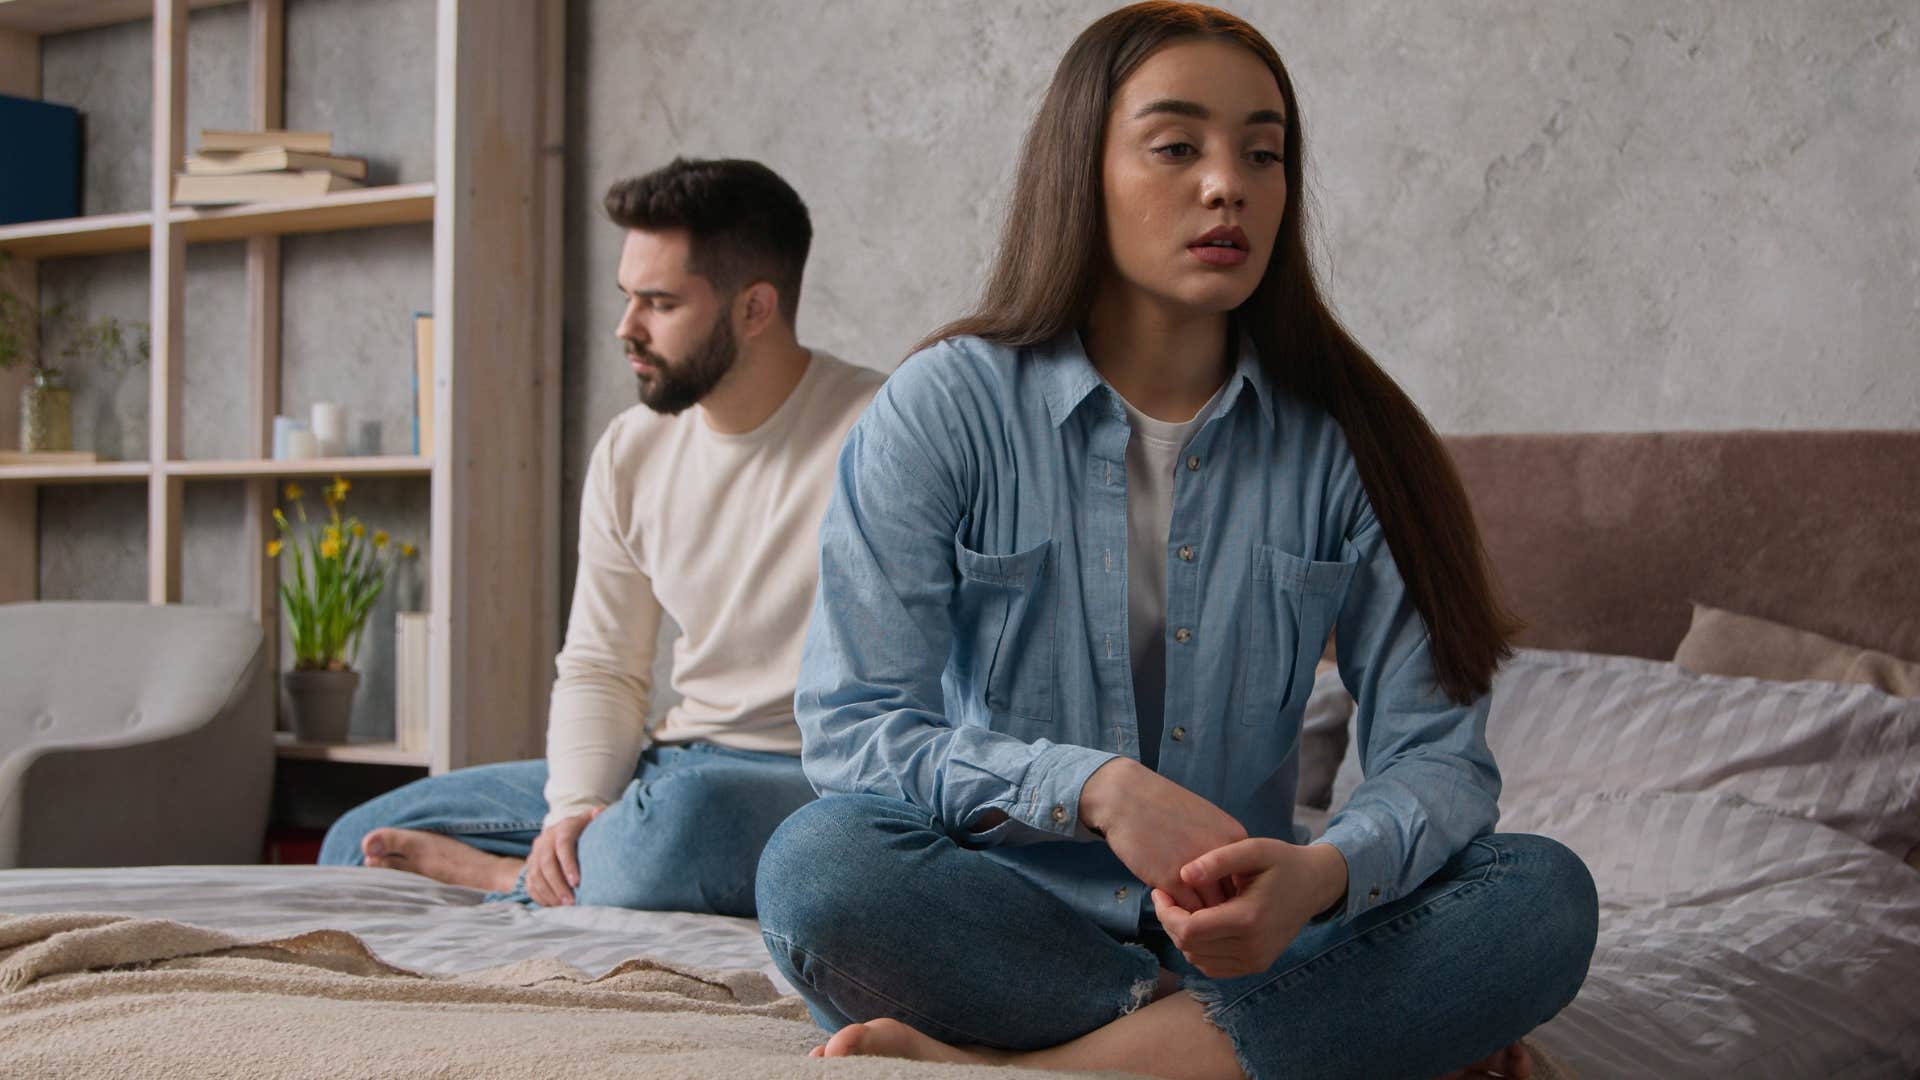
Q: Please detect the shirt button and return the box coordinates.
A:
[1368,885,1382,903]
[1114,886,1130,902]
[1178,545,1194,562]
[1171,726,1186,742]
[1185,455,1200,471]
[1050,805,1067,824]
[1174,627,1192,644]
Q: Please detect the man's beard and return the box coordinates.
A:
[631,312,737,415]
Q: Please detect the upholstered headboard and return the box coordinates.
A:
[1442,431,1920,664]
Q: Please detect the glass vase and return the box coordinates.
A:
[20,368,73,453]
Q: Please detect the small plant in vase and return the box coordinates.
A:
[269,476,417,742]
[0,253,150,454]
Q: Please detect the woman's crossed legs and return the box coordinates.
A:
[756,794,1596,1080]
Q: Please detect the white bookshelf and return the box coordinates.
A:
[0,0,564,776]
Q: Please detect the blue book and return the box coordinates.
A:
[0,93,81,225]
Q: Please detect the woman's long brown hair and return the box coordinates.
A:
[916,1,1519,703]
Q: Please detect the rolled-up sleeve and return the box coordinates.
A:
[795,363,1117,844]
[1315,498,1502,924]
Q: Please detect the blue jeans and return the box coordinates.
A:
[319,743,816,916]
[756,794,1598,1080]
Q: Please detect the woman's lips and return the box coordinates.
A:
[1188,243,1249,268]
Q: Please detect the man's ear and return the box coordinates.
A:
[738,282,782,340]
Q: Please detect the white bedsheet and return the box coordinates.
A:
[0,864,789,989]
[1508,789,1920,1078]
[0,810,1332,995]
[0,810,1335,990]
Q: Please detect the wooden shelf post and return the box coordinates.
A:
[243,0,286,713]
[147,0,188,604]
[430,0,564,771]
[0,25,40,604]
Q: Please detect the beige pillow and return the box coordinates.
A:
[1673,602,1920,872]
[1674,602,1920,698]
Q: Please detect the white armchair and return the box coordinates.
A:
[0,602,273,868]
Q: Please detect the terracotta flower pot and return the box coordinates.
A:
[283,668,360,743]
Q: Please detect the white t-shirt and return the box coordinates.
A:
[541,351,883,825]
[1117,383,1223,771]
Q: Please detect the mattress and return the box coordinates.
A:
[8,788,1913,1078]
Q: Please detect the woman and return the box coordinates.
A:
[756,4,1598,1077]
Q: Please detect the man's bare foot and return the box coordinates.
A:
[361,828,524,893]
[1438,1040,1532,1079]
[807,1019,1007,1066]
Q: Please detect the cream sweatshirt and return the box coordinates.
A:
[541,351,883,825]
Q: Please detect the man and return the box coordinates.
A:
[319,158,883,915]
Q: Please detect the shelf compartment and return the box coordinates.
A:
[274,733,429,767]
[166,455,432,480]
[0,184,435,260]
[0,461,152,484]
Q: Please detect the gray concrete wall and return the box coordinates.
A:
[33,2,1920,738]
[566,1,1918,452]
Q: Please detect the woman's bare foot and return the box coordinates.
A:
[800,1011,1529,1078]
[1438,1041,1532,1079]
[361,828,524,893]
[808,1019,1007,1066]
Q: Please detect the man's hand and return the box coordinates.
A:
[524,805,604,907]
[1080,758,1249,911]
[1151,838,1347,978]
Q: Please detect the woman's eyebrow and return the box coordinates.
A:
[1130,98,1287,128]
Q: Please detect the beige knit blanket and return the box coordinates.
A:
[0,912,1572,1079]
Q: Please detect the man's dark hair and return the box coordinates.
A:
[604,157,812,326]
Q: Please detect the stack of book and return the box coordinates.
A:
[173,129,366,206]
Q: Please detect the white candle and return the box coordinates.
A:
[271,416,306,460]
[287,430,319,460]
[311,402,348,457]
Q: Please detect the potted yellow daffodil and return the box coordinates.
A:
[269,477,416,742]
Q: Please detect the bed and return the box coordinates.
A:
[2,430,1917,1079]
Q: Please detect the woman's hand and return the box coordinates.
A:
[1151,838,1348,978]
[1080,758,1249,911]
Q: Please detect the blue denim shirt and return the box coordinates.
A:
[795,331,1501,937]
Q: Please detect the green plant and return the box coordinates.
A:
[269,477,417,671]
[0,253,150,378]
[0,269,32,373]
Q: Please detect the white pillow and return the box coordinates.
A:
[1331,648,1920,861]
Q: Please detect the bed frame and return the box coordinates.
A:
[1443,430,1920,663]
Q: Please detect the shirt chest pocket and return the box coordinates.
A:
[1239,543,1357,726]
[952,536,1056,725]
